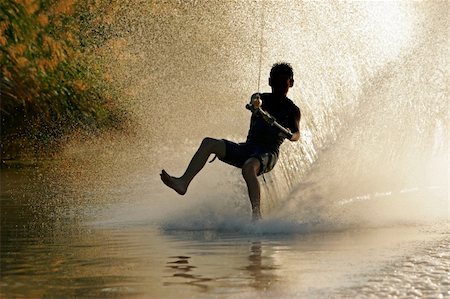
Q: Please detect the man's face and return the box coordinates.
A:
[269,74,294,96]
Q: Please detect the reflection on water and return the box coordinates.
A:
[2,202,447,299]
[163,241,280,294]
[243,241,279,291]
[164,256,212,292]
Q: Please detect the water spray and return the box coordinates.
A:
[256,2,265,94]
[244,2,291,140]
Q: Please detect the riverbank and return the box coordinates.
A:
[1,0,128,162]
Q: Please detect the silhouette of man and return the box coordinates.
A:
[161,62,301,220]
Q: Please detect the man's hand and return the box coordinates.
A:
[279,130,300,141]
[290,131,300,141]
[278,129,292,140]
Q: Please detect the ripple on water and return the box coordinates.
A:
[334,233,450,298]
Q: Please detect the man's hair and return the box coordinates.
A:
[270,62,294,79]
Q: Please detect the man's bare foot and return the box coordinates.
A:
[252,210,262,222]
[160,169,187,195]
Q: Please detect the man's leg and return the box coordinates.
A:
[242,158,262,221]
[161,138,226,195]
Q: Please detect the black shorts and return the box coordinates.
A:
[218,140,278,176]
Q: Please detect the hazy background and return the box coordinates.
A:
[46,0,448,228]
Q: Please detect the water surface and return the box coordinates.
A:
[1,167,448,298]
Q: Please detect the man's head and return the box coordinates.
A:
[269,62,294,96]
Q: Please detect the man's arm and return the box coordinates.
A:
[287,106,301,142]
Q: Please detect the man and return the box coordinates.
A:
[161,62,301,221]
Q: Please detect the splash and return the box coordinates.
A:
[59,1,448,231]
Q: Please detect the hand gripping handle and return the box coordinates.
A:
[246,95,293,140]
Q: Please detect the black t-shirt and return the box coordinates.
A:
[246,93,301,152]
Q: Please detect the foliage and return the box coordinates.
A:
[0,0,125,159]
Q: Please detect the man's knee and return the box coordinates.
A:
[242,158,260,178]
[201,137,215,148]
[201,138,225,157]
